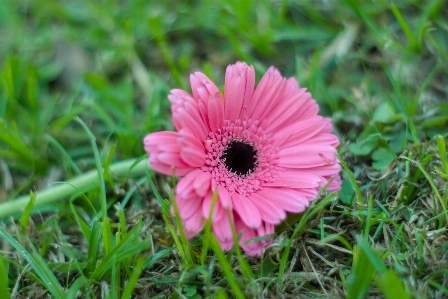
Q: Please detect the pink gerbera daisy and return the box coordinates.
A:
[144,62,341,256]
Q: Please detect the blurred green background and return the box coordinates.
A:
[1,0,447,192]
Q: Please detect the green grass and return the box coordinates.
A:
[1,0,447,298]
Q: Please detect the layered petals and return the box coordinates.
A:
[144,131,193,176]
[232,193,261,228]
[143,61,341,257]
[224,62,255,121]
[235,217,275,257]
[169,90,208,141]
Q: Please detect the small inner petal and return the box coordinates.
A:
[202,119,279,197]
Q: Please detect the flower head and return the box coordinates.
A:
[144,62,341,256]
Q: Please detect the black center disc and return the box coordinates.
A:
[221,140,258,176]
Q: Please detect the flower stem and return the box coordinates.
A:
[0,158,148,219]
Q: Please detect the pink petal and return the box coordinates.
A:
[263,171,322,189]
[149,158,192,176]
[257,187,308,213]
[296,188,318,201]
[183,212,205,239]
[178,129,206,167]
[324,175,342,191]
[322,118,334,133]
[169,89,194,106]
[257,222,275,239]
[291,163,341,177]
[248,193,286,224]
[202,191,224,220]
[144,132,195,176]
[174,103,208,141]
[212,213,234,250]
[278,144,337,168]
[176,169,202,198]
[180,146,205,167]
[272,116,327,147]
[143,131,179,153]
[247,66,283,119]
[217,184,232,209]
[157,152,190,168]
[264,87,308,127]
[232,193,261,228]
[193,171,211,197]
[235,218,263,256]
[176,194,203,220]
[224,74,245,122]
[224,62,255,121]
[207,92,224,133]
[307,133,340,148]
[190,72,220,102]
[283,77,299,98]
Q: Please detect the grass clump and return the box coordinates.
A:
[0,0,447,298]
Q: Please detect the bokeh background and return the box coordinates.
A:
[2,0,446,185]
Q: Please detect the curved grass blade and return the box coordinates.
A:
[0,254,11,299]
[121,257,145,299]
[75,116,108,220]
[0,226,65,298]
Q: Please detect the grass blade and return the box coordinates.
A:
[346,244,375,299]
[19,190,35,234]
[75,116,108,220]
[210,237,245,299]
[390,3,419,52]
[120,257,145,299]
[0,254,11,299]
[0,226,66,298]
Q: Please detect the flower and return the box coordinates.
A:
[144,62,341,256]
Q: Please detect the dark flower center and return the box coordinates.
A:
[221,140,258,176]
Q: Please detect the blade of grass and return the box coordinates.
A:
[0,254,11,299]
[90,217,151,280]
[228,208,255,279]
[75,116,108,220]
[400,155,447,226]
[86,221,102,276]
[169,186,194,265]
[277,237,292,289]
[66,276,89,299]
[428,280,448,296]
[0,119,44,167]
[390,3,419,52]
[356,237,411,299]
[45,134,82,175]
[339,155,364,205]
[111,235,120,299]
[121,257,145,299]
[278,191,337,287]
[346,243,376,299]
[146,171,170,215]
[19,190,35,234]
[102,217,113,256]
[54,226,90,287]
[200,190,218,266]
[0,226,66,298]
[143,247,175,269]
[437,135,448,174]
[210,236,245,299]
[70,203,92,242]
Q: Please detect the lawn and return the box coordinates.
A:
[0,0,447,298]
